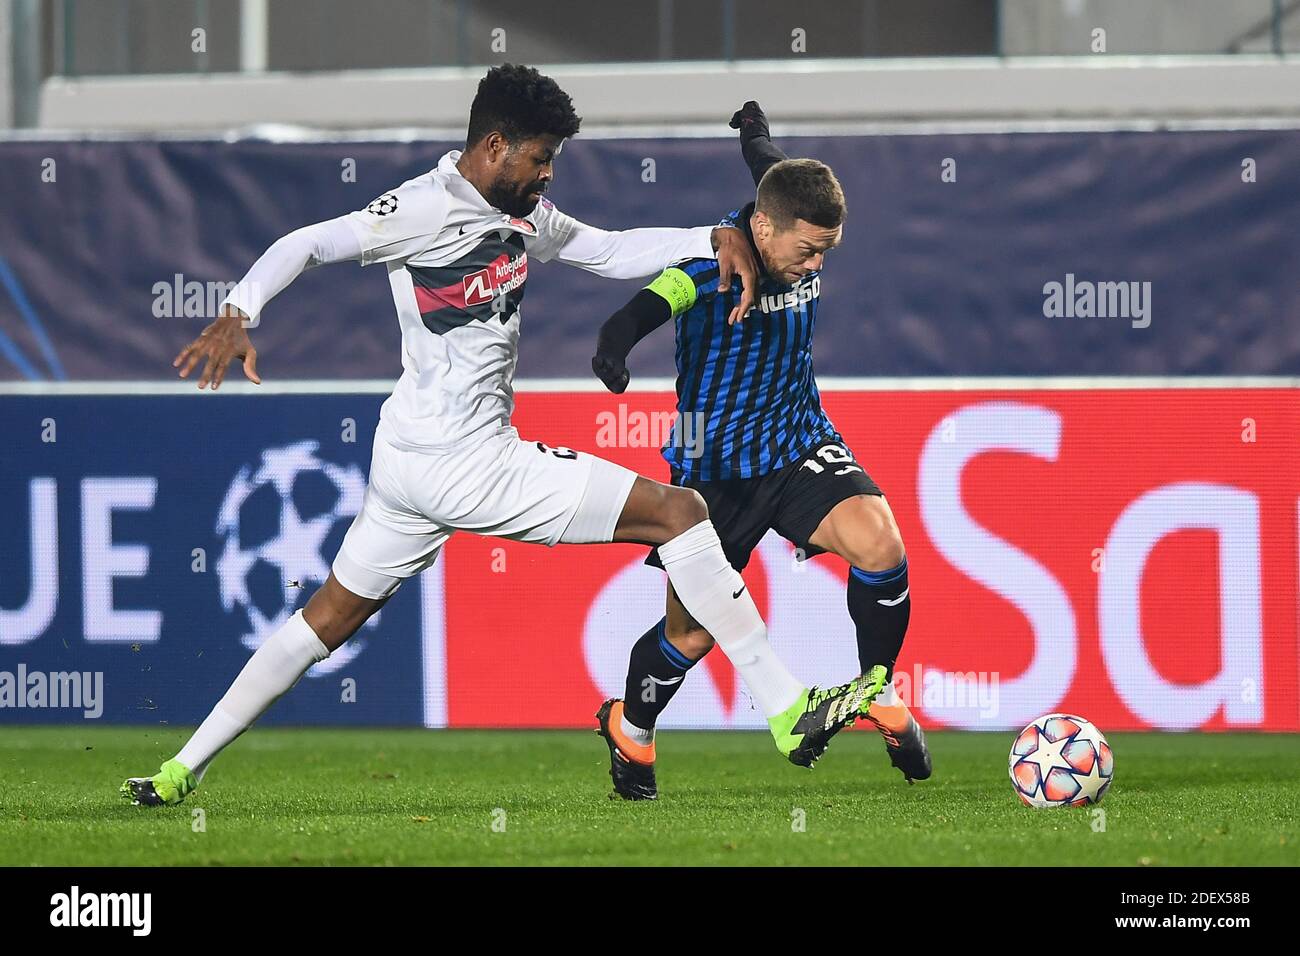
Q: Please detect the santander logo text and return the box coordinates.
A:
[917,402,1078,728]
[529,389,1295,733]
[912,399,1274,730]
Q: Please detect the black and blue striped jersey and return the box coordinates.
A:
[657,204,838,481]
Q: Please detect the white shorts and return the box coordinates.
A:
[331,427,638,600]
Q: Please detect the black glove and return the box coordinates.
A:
[730,101,785,186]
[592,353,630,394]
[592,290,674,394]
[729,101,770,143]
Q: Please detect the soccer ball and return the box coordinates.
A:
[1009,713,1114,808]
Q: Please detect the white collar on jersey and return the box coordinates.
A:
[439,150,488,208]
[438,148,541,235]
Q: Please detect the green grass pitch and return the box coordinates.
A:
[1,726,1297,866]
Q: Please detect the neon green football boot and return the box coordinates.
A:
[769,665,889,767]
[120,758,198,807]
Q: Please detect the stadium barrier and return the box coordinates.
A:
[1,129,1298,383]
[1,380,1295,731]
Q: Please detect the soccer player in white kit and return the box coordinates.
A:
[122,65,884,807]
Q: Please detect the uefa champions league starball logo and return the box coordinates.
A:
[215,441,370,675]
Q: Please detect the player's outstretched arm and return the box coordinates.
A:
[540,213,758,325]
[730,100,789,187]
[173,216,365,390]
[592,288,673,394]
[592,264,714,393]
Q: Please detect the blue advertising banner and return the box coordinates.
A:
[0,130,1296,383]
[0,393,434,726]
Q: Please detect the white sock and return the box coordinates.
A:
[177,609,329,780]
[620,715,654,746]
[657,520,803,718]
[187,706,243,782]
[875,680,902,708]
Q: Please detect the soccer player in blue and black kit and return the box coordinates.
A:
[592,103,931,800]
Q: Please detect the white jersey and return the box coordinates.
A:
[223,150,716,452]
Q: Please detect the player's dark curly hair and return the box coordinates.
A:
[466,63,582,149]
[757,159,847,230]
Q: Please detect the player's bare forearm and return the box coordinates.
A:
[172,304,261,391]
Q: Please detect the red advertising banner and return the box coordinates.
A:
[435,387,1299,732]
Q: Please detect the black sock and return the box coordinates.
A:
[622,618,701,730]
[847,556,911,680]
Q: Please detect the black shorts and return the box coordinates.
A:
[647,435,883,572]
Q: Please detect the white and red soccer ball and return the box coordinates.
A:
[1009,713,1114,808]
